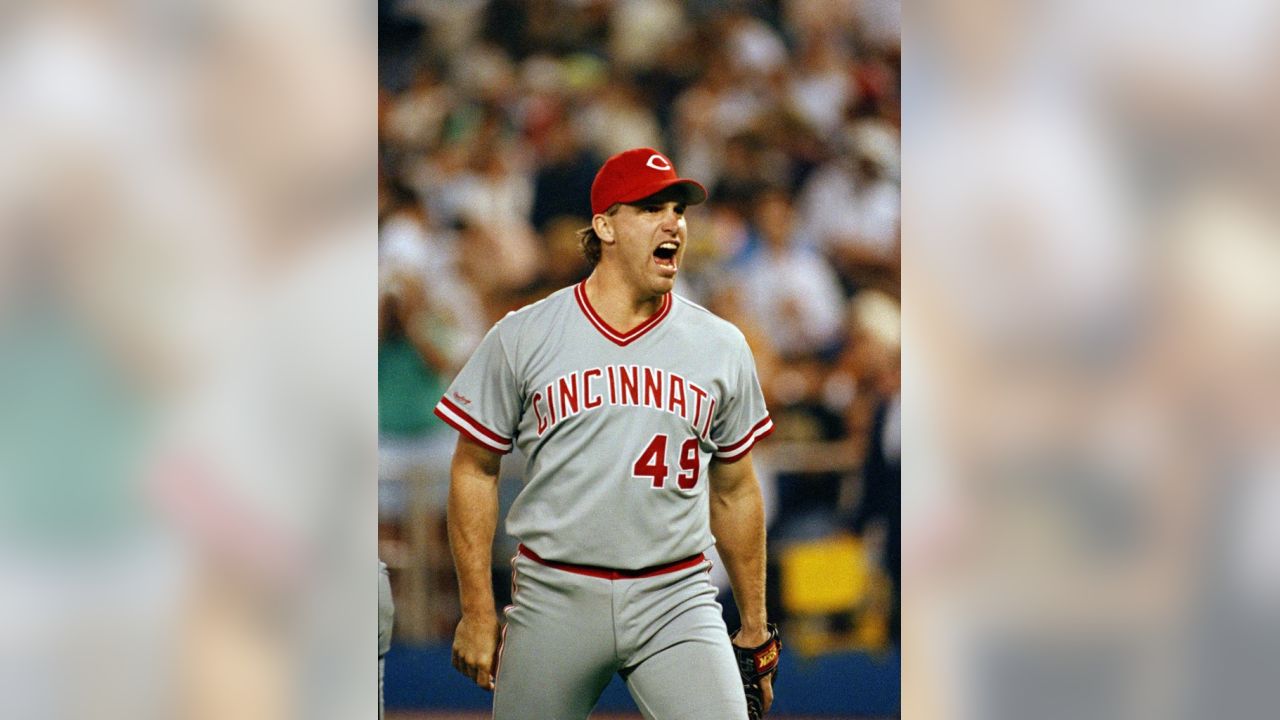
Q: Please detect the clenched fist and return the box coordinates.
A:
[452,611,502,691]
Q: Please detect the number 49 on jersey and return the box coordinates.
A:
[632,434,701,490]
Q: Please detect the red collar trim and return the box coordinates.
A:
[574,281,672,347]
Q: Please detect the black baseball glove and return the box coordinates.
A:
[731,623,781,719]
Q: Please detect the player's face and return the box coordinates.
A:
[605,200,688,296]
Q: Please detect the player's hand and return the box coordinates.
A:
[452,611,501,691]
[733,626,778,715]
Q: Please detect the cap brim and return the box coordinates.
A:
[620,179,708,207]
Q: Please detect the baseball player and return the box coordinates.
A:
[436,148,781,719]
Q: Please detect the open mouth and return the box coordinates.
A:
[653,241,679,269]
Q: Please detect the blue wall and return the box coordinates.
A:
[385,643,899,716]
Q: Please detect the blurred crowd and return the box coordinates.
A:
[1,2,376,718]
[378,0,901,652]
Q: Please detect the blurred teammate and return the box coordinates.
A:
[378,559,394,719]
[436,148,780,718]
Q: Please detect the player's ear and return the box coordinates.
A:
[592,214,615,245]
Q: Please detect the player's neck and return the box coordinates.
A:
[582,271,665,333]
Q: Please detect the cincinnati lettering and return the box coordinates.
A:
[531,365,716,438]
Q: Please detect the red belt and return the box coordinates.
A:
[517,544,706,580]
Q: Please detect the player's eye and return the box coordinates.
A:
[642,205,662,213]
[673,204,687,215]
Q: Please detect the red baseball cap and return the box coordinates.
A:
[590,148,708,216]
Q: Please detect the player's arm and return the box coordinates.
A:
[709,450,774,710]
[709,450,768,640]
[447,435,503,691]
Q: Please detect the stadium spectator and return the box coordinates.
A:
[739,189,847,360]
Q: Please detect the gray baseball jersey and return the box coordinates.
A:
[434,281,773,569]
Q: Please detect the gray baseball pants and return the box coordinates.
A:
[492,547,747,719]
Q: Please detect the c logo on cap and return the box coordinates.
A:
[646,154,673,171]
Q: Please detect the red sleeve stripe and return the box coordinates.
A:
[434,398,513,454]
[714,415,774,461]
[717,415,774,453]
[438,396,510,444]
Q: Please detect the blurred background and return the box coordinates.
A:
[377,0,900,717]
[903,0,1280,718]
[0,1,376,719]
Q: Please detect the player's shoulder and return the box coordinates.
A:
[489,283,578,337]
[671,293,750,346]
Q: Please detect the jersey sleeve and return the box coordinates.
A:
[711,337,774,462]
[433,322,520,454]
